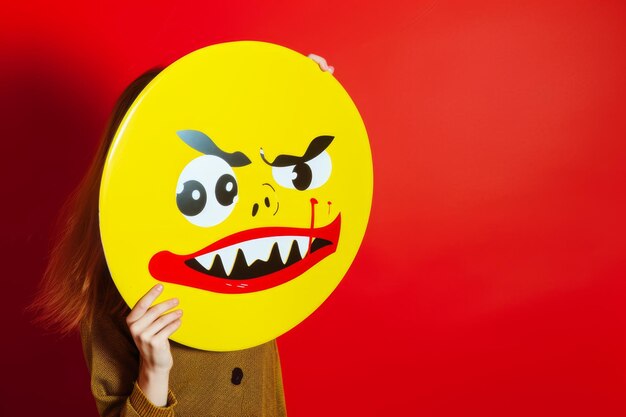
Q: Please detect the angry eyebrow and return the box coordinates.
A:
[260,135,334,167]
[176,130,251,167]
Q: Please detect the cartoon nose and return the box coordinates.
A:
[251,183,279,217]
[251,195,274,217]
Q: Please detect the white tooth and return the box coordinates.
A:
[276,237,293,264]
[294,237,309,258]
[196,252,217,270]
[216,246,238,276]
[240,237,274,266]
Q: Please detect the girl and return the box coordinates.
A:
[32,52,334,417]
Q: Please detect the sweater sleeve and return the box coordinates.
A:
[80,312,178,417]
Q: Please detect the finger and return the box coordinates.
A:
[154,318,183,342]
[327,65,335,74]
[307,53,322,62]
[127,284,163,323]
[142,309,183,338]
[307,53,328,69]
[131,298,179,332]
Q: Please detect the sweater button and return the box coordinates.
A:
[231,367,244,385]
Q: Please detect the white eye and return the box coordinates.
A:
[176,155,238,227]
[272,151,332,191]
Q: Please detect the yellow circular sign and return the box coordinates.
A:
[100,41,373,351]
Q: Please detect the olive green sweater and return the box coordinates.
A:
[80,310,287,417]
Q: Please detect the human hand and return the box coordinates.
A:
[308,53,335,74]
[126,284,182,405]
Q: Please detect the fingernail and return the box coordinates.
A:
[155,284,163,291]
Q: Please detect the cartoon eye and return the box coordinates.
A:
[176,155,238,227]
[272,151,332,191]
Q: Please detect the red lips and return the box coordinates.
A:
[148,214,341,294]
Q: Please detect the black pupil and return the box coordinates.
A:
[177,180,207,216]
[292,163,312,191]
[215,174,238,206]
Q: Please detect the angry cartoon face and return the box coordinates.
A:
[100,41,372,351]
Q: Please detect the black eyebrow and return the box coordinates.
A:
[176,130,251,167]
[260,135,334,167]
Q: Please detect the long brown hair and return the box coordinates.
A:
[31,68,162,334]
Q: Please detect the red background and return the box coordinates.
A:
[3,1,625,416]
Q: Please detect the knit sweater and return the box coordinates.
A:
[80,309,287,417]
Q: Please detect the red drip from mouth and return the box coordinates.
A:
[308,198,318,255]
[148,214,341,294]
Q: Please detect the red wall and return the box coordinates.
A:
[3,1,625,415]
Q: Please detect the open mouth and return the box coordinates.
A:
[149,214,340,294]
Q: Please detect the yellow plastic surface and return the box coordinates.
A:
[99,41,372,351]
